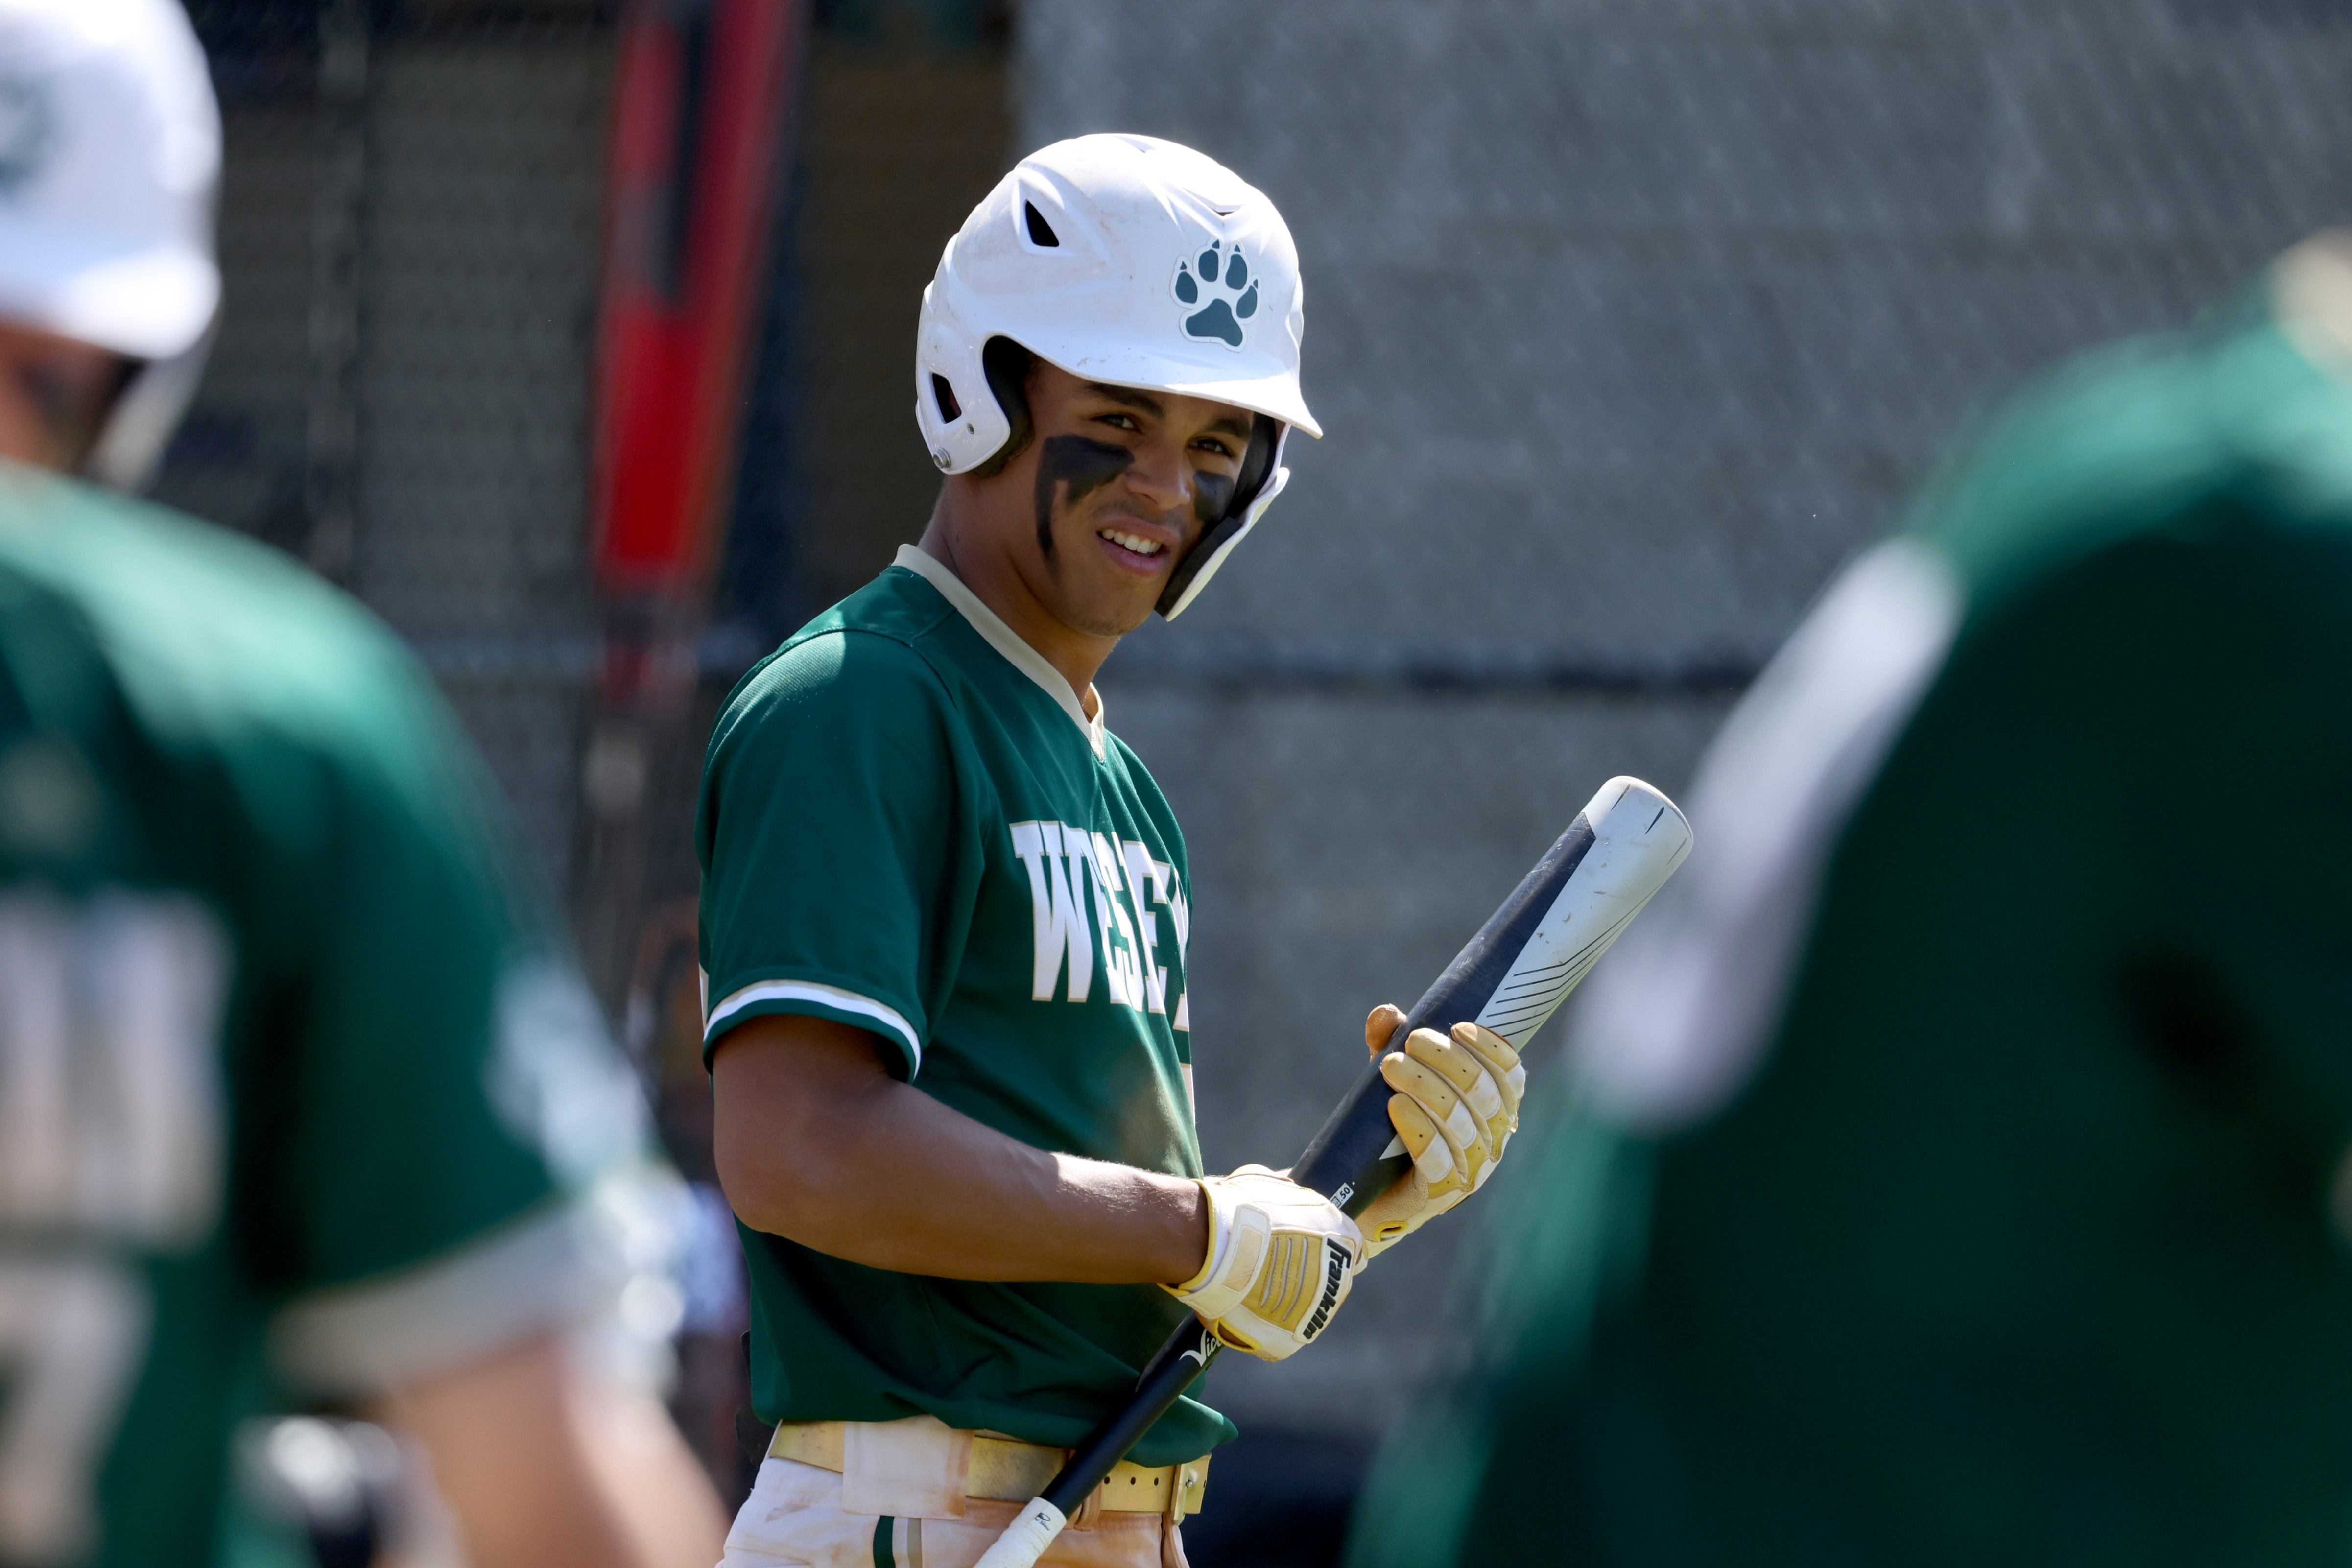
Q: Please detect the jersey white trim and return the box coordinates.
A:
[893,545,1109,758]
[704,976,923,1069]
[270,1173,640,1397]
[1569,539,1962,1132]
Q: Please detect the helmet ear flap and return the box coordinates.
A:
[969,337,1037,480]
[1229,413,1279,519]
[1157,414,1283,619]
[83,326,214,493]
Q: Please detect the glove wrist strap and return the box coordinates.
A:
[1168,1178,1226,1298]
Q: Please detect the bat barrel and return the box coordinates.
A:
[1291,810,1600,1210]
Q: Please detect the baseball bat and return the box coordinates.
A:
[974,776,1693,1568]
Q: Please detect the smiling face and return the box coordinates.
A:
[998,360,1254,639]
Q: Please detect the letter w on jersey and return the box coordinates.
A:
[1009,822,1187,1017]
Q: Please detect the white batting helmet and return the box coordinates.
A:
[915,134,1320,619]
[0,0,221,489]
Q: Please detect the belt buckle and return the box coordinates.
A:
[1173,1456,1208,1520]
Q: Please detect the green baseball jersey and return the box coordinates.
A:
[697,545,1225,1466]
[1352,261,2352,1567]
[0,463,643,1568]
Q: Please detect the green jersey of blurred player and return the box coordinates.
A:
[1353,235,2352,1567]
[0,1,723,1564]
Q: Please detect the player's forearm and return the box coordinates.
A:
[380,1331,725,1568]
[742,1130,1205,1283]
[712,1012,1209,1284]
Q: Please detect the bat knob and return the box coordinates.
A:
[974,1497,1067,1568]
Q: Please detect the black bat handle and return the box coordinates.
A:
[1291,810,1597,1212]
[1026,812,1605,1523]
[1033,1322,1223,1520]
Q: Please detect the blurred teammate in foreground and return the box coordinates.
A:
[1350,235,2352,1568]
[700,134,1525,1568]
[0,1,725,1563]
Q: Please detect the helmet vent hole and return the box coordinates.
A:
[931,374,961,422]
[1024,202,1061,248]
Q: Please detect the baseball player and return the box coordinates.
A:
[0,1,724,1563]
[1349,233,2352,1568]
[700,134,1527,1568]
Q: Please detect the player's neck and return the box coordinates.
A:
[916,511,1110,720]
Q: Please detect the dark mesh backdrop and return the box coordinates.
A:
[169,0,609,902]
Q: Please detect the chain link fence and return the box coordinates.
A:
[166,0,611,907]
[153,0,2352,1552]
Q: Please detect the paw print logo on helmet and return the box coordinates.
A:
[1172,240,1258,349]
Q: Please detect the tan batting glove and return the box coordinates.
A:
[1355,1004,1525,1261]
[1164,1164,1364,1361]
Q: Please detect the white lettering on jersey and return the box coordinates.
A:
[0,892,219,1561]
[1120,842,1166,1014]
[0,891,229,1248]
[1011,823,1187,1017]
[0,1258,149,1562]
[1161,856,1191,1028]
[1166,873,1190,962]
[1010,822,1095,1003]
[1086,832,1144,1010]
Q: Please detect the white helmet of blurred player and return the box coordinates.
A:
[914,134,1320,620]
[0,0,220,489]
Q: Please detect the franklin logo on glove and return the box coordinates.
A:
[1164,1164,1363,1359]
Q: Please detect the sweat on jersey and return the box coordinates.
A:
[1349,259,2352,1568]
[0,462,647,1568]
[697,545,1226,1467]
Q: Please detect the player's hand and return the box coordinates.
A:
[1356,1003,1524,1262]
[1164,1165,1363,1361]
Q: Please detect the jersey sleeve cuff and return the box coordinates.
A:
[702,976,924,1078]
[268,1169,644,1398]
